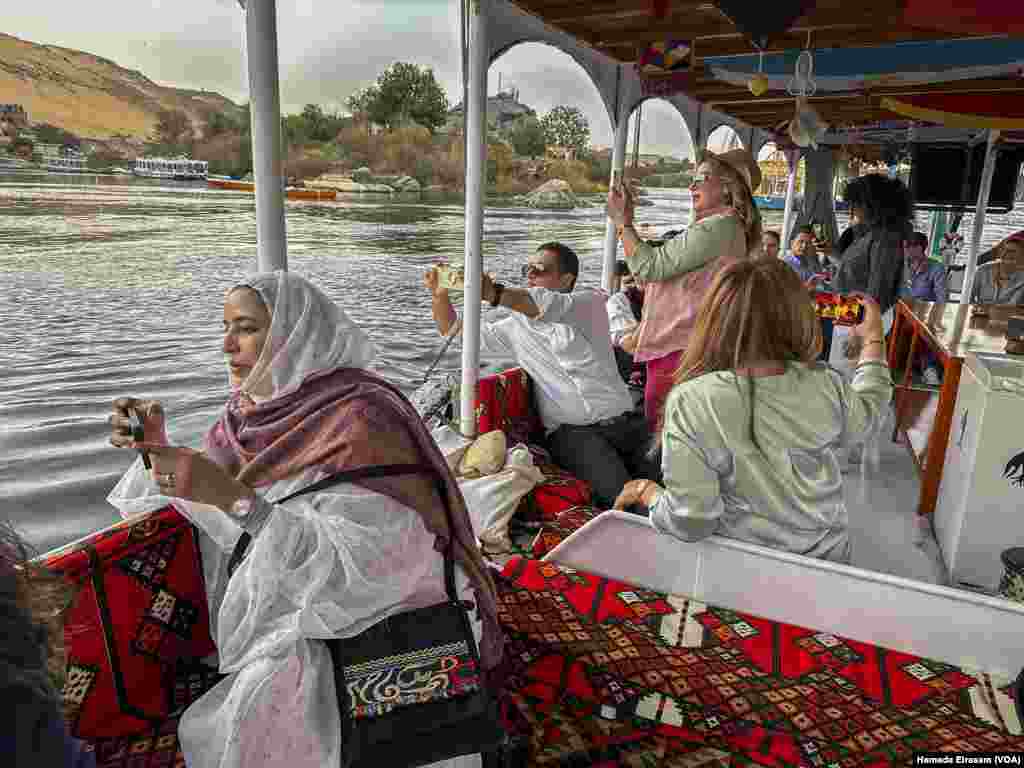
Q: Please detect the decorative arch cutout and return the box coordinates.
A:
[488,39,616,139]
[621,97,696,173]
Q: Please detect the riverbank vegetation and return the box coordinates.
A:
[3,58,693,195]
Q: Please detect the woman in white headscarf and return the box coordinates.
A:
[106,271,501,768]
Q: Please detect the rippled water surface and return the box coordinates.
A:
[2,173,1022,552]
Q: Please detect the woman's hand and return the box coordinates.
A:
[848,293,883,342]
[109,398,167,449]
[620,329,639,354]
[613,479,662,510]
[138,443,250,513]
[606,182,634,228]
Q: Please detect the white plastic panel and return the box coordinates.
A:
[544,511,1024,678]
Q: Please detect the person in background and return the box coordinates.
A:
[829,174,913,315]
[0,520,93,768]
[901,231,946,303]
[606,148,762,431]
[762,230,781,260]
[612,259,892,564]
[897,231,947,385]
[970,230,1024,305]
[606,260,646,384]
[606,260,640,347]
[427,243,658,510]
[785,225,830,287]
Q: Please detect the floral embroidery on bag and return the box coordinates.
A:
[343,641,481,719]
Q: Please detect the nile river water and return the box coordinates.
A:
[2,172,1022,553]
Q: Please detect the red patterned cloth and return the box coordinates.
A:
[44,507,217,739]
[474,367,541,445]
[517,459,593,526]
[495,557,1024,766]
[80,661,223,768]
[530,505,601,558]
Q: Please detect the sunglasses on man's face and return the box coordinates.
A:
[521,263,552,278]
[690,172,715,187]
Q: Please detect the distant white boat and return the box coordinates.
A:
[133,156,208,181]
[44,154,87,173]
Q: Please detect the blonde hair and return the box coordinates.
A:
[704,155,763,256]
[663,259,822,448]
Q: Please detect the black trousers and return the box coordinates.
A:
[546,412,661,510]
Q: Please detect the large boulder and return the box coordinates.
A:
[351,166,373,183]
[306,174,392,193]
[525,178,577,210]
[391,175,421,192]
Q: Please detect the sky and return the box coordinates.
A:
[6,0,699,159]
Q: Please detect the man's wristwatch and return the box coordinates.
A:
[490,282,505,308]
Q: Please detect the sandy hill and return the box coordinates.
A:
[0,32,242,141]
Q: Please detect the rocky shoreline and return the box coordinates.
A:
[303,170,631,208]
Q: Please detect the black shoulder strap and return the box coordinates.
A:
[225,463,459,605]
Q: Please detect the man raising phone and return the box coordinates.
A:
[425,242,659,510]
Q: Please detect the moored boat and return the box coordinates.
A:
[44,153,87,173]
[134,156,208,180]
[207,176,337,200]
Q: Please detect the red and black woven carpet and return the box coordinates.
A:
[493,556,1024,767]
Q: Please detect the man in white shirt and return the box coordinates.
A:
[426,242,658,509]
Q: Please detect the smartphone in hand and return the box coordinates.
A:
[129,408,152,469]
[814,292,866,326]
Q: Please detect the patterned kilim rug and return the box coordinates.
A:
[80,660,224,768]
[495,557,1024,767]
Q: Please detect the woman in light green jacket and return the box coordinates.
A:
[607,148,762,430]
[613,259,892,563]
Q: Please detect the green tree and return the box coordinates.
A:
[540,106,590,160]
[11,136,33,158]
[507,117,546,159]
[348,63,449,133]
[205,110,238,138]
[35,123,79,149]
[282,113,309,146]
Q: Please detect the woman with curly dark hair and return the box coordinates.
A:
[831,173,915,314]
[0,520,93,767]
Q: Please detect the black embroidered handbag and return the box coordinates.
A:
[227,463,505,768]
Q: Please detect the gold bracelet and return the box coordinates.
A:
[863,339,885,346]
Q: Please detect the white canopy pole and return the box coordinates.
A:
[780,148,799,255]
[244,0,287,272]
[459,0,488,437]
[961,129,1000,306]
[601,71,630,292]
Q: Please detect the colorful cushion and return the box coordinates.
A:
[474,368,541,445]
[44,507,217,739]
[516,451,593,525]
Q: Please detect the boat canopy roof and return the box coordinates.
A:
[509,1,1024,141]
